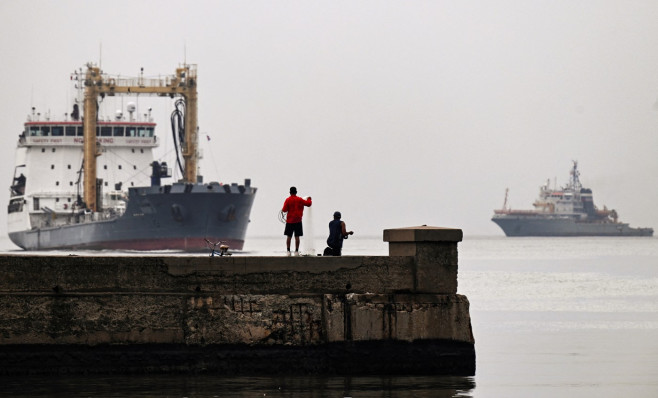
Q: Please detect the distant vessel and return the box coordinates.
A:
[7,64,256,251]
[492,161,653,237]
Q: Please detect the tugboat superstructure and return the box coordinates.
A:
[491,161,653,237]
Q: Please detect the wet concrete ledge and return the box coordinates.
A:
[0,226,474,375]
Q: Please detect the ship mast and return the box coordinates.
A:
[501,188,509,211]
[82,64,198,212]
[569,160,582,191]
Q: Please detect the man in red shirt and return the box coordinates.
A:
[282,186,312,256]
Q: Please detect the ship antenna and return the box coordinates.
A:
[570,160,581,190]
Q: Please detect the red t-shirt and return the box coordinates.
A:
[282,195,312,223]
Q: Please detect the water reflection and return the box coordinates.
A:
[1,375,475,397]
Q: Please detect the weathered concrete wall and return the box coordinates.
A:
[0,226,474,375]
[0,255,416,295]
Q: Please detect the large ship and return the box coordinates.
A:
[7,64,256,251]
[492,161,653,237]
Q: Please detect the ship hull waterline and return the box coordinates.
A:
[9,185,256,252]
[492,215,653,237]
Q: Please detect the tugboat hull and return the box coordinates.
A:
[492,215,653,237]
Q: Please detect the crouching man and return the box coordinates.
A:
[323,211,353,256]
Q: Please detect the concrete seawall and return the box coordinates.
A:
[0,226,475,375]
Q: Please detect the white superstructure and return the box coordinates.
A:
[8,112,162,234]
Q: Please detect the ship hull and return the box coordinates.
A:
[9,183,256,251]
[492,215,653,237]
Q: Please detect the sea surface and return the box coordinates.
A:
[1,234,657,397]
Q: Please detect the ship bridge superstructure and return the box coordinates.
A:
[9,113,166,233]
[532,161,595,218]
[20,120,157,147]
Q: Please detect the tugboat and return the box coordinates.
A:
[492,161,653,237]
[7,63,256,251]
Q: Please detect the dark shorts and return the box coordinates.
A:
[284,222,303,237]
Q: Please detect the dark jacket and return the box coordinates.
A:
[327,219,344,249]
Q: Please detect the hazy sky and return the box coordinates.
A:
[1,0,657,241]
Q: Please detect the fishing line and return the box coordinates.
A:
[203,132,221,181]
[303,202,316,255]
[278,210,287,224]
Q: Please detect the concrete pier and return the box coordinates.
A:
[0,226,474,375]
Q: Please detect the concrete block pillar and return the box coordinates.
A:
[383,226,463,294]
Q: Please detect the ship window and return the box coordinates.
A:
[101,126,112,136]
[70,182,73,186]
[118,165,122,170]
[113,126,124,136]
[126,127,137,137]
[137,127,148,137]
[65,126,76,136]
[29,126,40,136]
[133,165,137,170]
[56,198,59,202]
[131,149,135,153]
[56,181,59,186]
[140,149,144,153]
[77,127,83,136]
[104,165,107,170]
[104,181,108,186]
[33,198,40,211]
[41,126,51,136]
[68,164,71,169]
[52,126,63,136]
[51,165,55,169]
[8,198,24,214]
[131,182,134,186]
[145,127,154,137]
[96,127,100,136]
[41,148,45,153]
[52,148,55,152]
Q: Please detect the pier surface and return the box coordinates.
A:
[0,226,474,375]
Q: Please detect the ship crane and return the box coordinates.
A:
[82,63,198,212]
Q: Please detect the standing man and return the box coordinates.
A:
[282,186,312,256]
[324,211,354,256]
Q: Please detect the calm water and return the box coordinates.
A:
[1,235,657,397]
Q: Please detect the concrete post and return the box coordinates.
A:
[383,226,463,294]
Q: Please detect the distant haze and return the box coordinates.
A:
[1,1,657,242]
